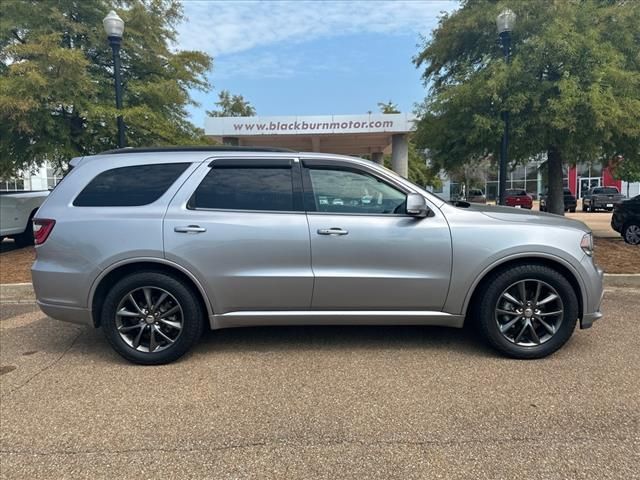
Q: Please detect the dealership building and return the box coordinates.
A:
[204,113,414,178]
[3,112,639,199]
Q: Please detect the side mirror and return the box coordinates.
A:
[406,193,429,217]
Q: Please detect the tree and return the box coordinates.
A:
[377,100,400,114]
[0,0,212,177]
[612,156,640,198]
[413,0,640,215]
[207,90,256,117]
[376,102,440,187]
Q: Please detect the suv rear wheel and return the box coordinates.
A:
[101,272,204,364]
[477,265,578,359]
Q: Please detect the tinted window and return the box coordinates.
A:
[506,189,527,196]
[74,163,189,207]
[191,167,293,211]
[593,187,619,195]
[306,168,406,214]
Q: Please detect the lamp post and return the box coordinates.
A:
[103,10,126,148]
[496,8,516,205]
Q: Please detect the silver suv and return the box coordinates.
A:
[32,147,604,364]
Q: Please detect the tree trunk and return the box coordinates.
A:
[547,146,565,216]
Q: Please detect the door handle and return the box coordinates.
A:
[317,228,348,236]
[174,225,207,233]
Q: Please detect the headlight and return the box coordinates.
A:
[581,232,593,256]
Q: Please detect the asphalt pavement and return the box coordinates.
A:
[1,288,639,479]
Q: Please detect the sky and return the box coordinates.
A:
[176,0,460,127]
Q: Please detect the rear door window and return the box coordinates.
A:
[189,161,297,211]
[74,163,189,207]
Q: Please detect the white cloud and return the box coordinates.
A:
[177,0,459,57]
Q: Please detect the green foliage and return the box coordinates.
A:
[377,100,400,114]
[0,0,213,176]
[612,156,640,197]
[207,90,256,117]
[414,0,640,214]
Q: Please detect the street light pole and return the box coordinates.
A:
[103,11,126,148]
[496,9,516,206]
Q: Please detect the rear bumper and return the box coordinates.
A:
[592,199,623,209]
[37,301,93,327]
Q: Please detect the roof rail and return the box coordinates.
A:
[99,146,296,155]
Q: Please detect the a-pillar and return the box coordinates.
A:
[371,152,384,165]
[391,134,408,178]
[222,136,239,146]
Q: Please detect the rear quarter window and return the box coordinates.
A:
[73,163,189,207]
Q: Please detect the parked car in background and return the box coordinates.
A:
[539,188,577,213]
[611,195,640,245]
[504,189,533,209]
[582,186,625,212]
[32,147,603,364]
[465,189,486,204]
[0,190,49,246]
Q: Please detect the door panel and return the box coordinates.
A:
[163,159,313,314]
[306,213,452,310]
[302,161,452,311]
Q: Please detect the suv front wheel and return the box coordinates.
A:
[477,265,578,359]
[623,222,640,245]
[101,271,204,364]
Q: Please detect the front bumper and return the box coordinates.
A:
[579,265,604,329]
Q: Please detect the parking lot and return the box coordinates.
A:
[1,286,638,479]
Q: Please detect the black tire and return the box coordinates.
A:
[101,271,204,365]
[581,202,586,212]
[570,208,576,213]
[476,264,578,359]
[622,222,640,245]
[13,211,36,247]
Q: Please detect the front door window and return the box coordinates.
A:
[305,168,406,214]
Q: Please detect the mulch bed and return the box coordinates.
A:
[593,238,640,274]
[0,238,638,285]
[0,245,35,284]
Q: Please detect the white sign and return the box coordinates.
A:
[205,113,416,136]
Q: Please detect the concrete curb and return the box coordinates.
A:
[602,274,640,288]
[0,283,35,304]
[1,274,639,303]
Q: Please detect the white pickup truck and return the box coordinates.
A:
[0,191,49,247]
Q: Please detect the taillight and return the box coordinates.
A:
[33,219,55,245]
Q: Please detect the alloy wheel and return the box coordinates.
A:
[495,279,564,347]
[115,286,184,353]
[625,225,640,245]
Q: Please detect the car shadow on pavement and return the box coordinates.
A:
[196,323,495,359]
[3,316,496,367]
